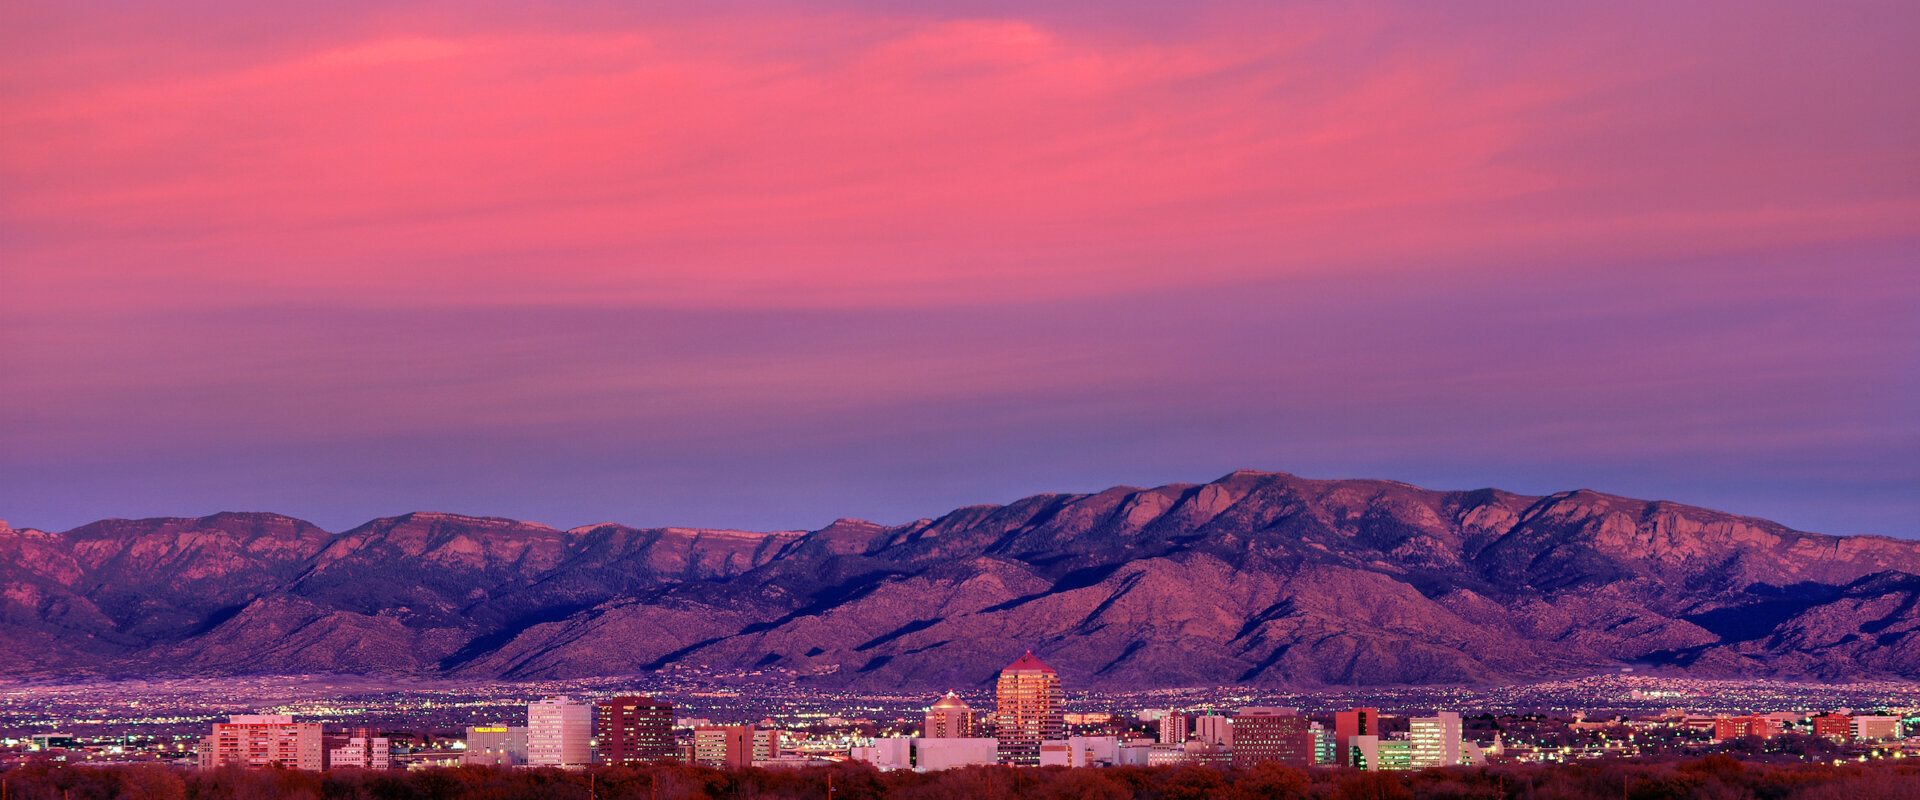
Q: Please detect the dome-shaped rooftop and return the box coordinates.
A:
[930,691,970,709]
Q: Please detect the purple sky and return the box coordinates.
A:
[3,1,1916,536]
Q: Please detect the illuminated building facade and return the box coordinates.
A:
[1408,712,1462,768]
[993,650,1064,765]
[596,696,676,764]
[527,696,593,767]
[1231,707,1314,768]
[198,714,324,771]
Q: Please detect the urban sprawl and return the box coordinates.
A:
[7,656,1920,776]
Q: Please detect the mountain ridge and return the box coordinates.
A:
[5,470,1920,688]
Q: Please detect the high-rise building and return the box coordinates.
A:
[328,736,393,770]
[1193,714,1233,747]
[527,696,593,768]
[994,650,1064,766]
[1334,707,1379,767]
[1408,712,1462,768]
[924,692,975,738]
[198,714,324,771]
[1231,707,1313,768]
[1159,711,1191,744]
[693,725,755,768]
[596,696,676,765]
[462,726,527,766]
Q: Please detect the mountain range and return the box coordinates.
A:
[5,469,1920,689]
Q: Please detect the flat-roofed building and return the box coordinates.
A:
[1232,707,1313,768]
[462,726,527,766]
[1812,714,1852,740]
[693,725,756,769]
[527,696,592,768]
[1335,708,1379,767]
[1713,715,1781,742]
[1193,714,1232,747]
[1854,716,1902,740]
[1408,712,1462,768]
[1159,711,1190,744]
[328,736,392,770]
[596,696,676,764]
[199,714,323,771]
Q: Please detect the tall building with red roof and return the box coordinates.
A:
[994,650,1064,765]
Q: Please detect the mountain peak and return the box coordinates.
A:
[4,471,1914,688]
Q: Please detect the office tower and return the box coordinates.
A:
[693,725,755,768]
[198,714,324,771]
[924,692,976,738]
[1334,707,1379,767]
[1231,707,1313,768]
[1159,711,1191,744]
[994,650,1064,766]
[1193,714,1233,747]
[527,696,593,767]
[328,736,392,770]
[1408,712,1462,768]
[462,726,528,766]
[596,696,676,765]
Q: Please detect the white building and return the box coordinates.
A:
[329,737,392,770]
[849,737,999,772]
[526,696,592,768]
[1038,736,1120,767]
[1408,712,1463,768]
[462,726,527,766]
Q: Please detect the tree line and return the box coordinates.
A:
[2,755,1917,800]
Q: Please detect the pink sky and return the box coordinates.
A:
[3,1,1916,535]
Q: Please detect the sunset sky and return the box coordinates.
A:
[3,0,1916,537]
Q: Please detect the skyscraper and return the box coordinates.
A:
[1231,707,1313,768]
[1408,712,1462,768]
[924,692,976,738]
[527,696,592,768]
[1334,707,1379,767]
[595,696,676,765]
[993,650,1064,766]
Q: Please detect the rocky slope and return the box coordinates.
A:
[4,471,1920,688]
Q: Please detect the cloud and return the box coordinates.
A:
[6,1,1913,311]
